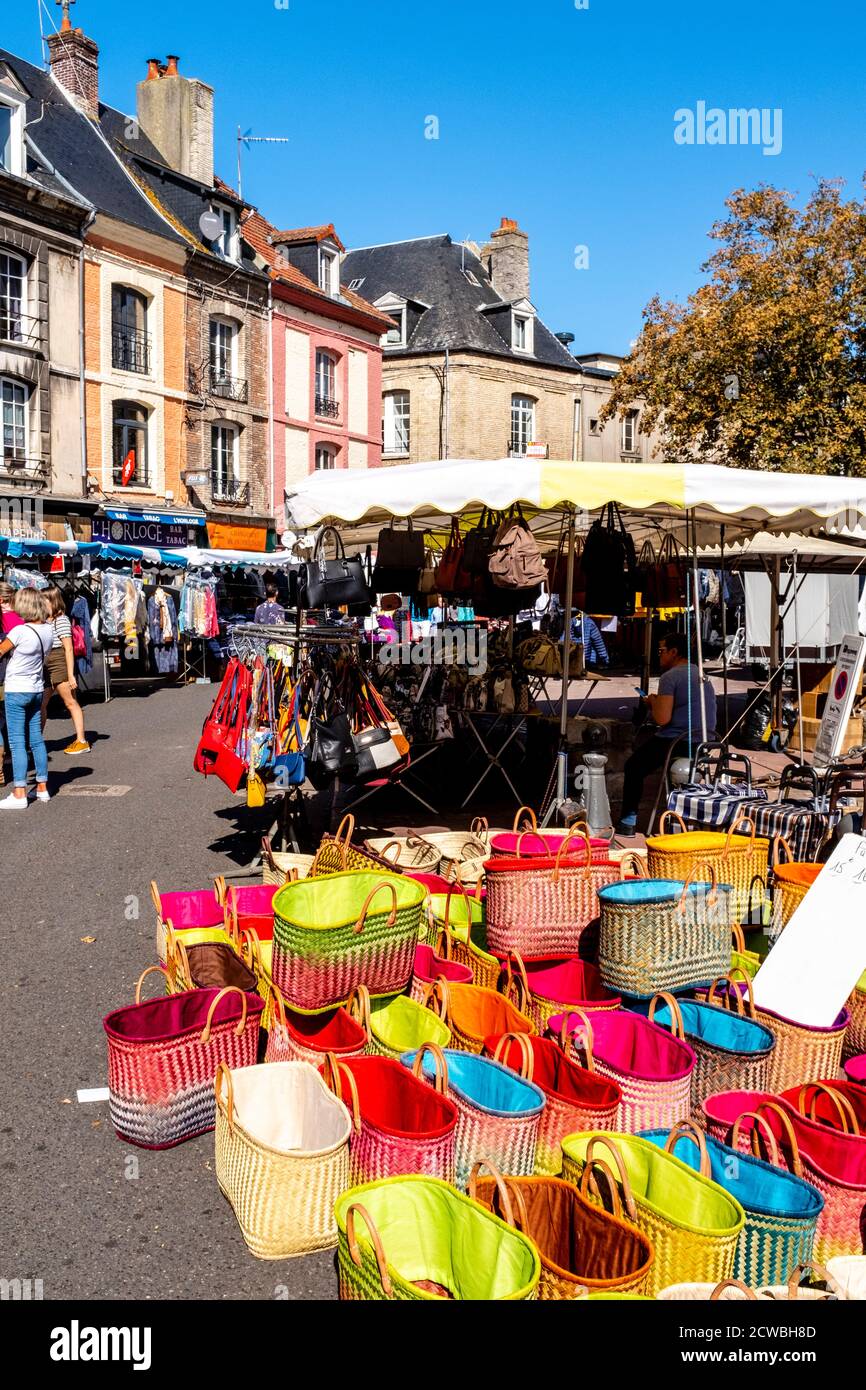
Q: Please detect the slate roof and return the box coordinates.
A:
[340,235,579,370]
[0,47,184,243]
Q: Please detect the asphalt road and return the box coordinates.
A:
[1,679,336,1301]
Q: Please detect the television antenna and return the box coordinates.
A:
[237,127,289,199]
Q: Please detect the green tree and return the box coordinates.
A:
[602,179,866,475]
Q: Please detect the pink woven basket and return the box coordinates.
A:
[551,1006,695,1135]
[104,969,263,1150]
[495,951,621,1033]
[264,986,367,1066]
[484,830,626,957]
[409,942,473,1005]
[320,1053,457,1187]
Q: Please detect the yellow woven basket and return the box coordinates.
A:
[646,811,769,924]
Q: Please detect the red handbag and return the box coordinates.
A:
[193,659,252,792]
[436,518,473,596]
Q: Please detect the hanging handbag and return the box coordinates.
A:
[371,517,425,593]
[272,688,307,786]
[636,539,659,609]
[463,509,503,576]
[657,533,688,607]
[436,518,474,595]
[306,708,357,787]
[581,502,637,616]
[488,507,549,590]
[418,549,438,595]
[300,526,372,610]
[193,659,252,793]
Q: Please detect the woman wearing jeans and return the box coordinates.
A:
[0,588,54,809]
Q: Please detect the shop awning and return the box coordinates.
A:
[698,531,866,573]
[175,546,298,571]
[285,458,866,538]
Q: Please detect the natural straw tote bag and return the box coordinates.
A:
[661,1264,841,1300]
[707,1098,866,1264]
[418,818,493,882]
[410,942,473,1003]
[647,987,776,1118]
[468,1159,654,1300]
[151,879,227,965]
[485,1031,620,1175]
[641,1119,824,1290]
[485,831,625,957]
[769,836,822,938]
[104,975,264,1150]
[496,951,621,1034]
[264,985,367,1066]
[826,1254,866,1299]
[320,1053,457,1186]
[561,1132,745,1297]
[362,834,440,873]
[310,814,405,878]
[214,1061,352,1259]
[260,835,314,886]
[272,873,425,1013]
[845,971,866,1060]
[406,1042,544,1188]
[646,811,769,925]
[551,1007,694,1135]
[598,863,733,997]
[346,983,451,1060]
[334,1176,541,1301]
[422,976,535,1055]
[708,967,850,1092]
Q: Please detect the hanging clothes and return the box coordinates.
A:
[179,573,220,638]
[148,587,179,674]
[70,594,93,674]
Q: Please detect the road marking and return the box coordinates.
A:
[57,785,131,798]
[77,1087,110,1103]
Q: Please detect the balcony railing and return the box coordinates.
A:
[0,309,41,347]
[0,454,48,487]
[112,324,152,375]
[210,368,249,404]
[315,393,340,419]
[112,456,151,489]
[508,439,527,458]
[211,475,250,506]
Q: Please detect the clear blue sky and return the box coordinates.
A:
[7,0,866,353]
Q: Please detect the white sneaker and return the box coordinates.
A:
[0,791,28,810]
[35,789,50,803]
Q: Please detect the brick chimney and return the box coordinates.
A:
[136,55,214,188]
[47,24,100,122]
[481,217,530,302]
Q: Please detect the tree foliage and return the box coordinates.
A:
[602,179,866,475]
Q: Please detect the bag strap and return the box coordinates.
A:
[410,1040,449,1094]
[752,1101,805,1178]
[315,525,346,561]
[345,1205,393,1296]
[663,1119,711,1178]
[582,1135,638,1221]
[467,1159,528,1231]
[491,1030,534,1080]
[320,1052,361,1132]
[795,1082,860,1136]
[200,986,248,1044]
[555,1007,595,1071]
[648,991,686,1040]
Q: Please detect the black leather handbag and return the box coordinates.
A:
[301,526,372,610]
[371,517,424,594]
[305,708,358,788]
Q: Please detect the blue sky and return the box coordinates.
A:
[7,0,866,352]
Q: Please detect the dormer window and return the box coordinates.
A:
[0,89,25,178]
[512,312,534,354]
[318,246,339,296]
[212,205,239,262]
[384,309,405,347]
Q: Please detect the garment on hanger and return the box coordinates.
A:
[147,586,179,674]
[70,594,93,674]
[179,572,220,638]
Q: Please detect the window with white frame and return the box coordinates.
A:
[210,317,237,382]
[0,92,25,177]
[211,422,241,498]
[318,247,338,296]
[314,442,337,471]
[510,394,535,455]
[1,376,28,462]
[212,206,239,262]
[512,312,534,354]
[315,349,338,417]
[112,400,149,487]
[0,251,25,343]
[621,409,639,453]
[383,308,405,348]
[383,390,410,455]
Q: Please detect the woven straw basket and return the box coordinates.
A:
[363,834,440,873]
[346,983,451,1060]
[264,985,367,1066]
[407,1042,544,1189]
[468,1160,654,1300]
[844,972,866,1060]
[485,831,624,957]
[422,976,535,1055]
[561,1132,745,1298]
[646,811,769,925]
[214,1061,352,1258]
[709,968,849,1092]
[648,986,775,1120]
[770,837,822,938]
[260,836,314,886]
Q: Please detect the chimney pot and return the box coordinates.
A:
[47,24,100,121]
[165,55,180,76]
[481,217,530,302]
[146,58,161,80]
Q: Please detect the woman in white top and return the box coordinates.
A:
[41,585,89,755]
[0,588,54,807]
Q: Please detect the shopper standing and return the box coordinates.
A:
[0,580,23,784]
[0,588,54,807]
[41,585,90,755]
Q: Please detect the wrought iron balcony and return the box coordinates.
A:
[211,475,250,506]
[508,439,527,458]
[315,393,340,419]
[112,324,152,374]
[210,368,249,404]
[0,454,49,487]
[112,452,151,489]
[0,309,41,347]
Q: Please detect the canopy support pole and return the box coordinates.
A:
[792,548,805,764]
[720,524,729,734]
[559,505,576,742]
[769,556,782,731]
[690,509,708,744]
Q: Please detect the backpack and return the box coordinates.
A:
[488,508,549,590]
[71,621,87,659]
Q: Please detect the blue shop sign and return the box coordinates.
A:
[93,516,199,548]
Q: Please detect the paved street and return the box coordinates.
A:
[1,682,336,1301]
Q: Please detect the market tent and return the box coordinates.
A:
[698,531,866,572]
[0,535,188,567]
[285,457,866,536]
[175,546,298,571]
